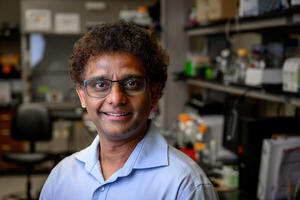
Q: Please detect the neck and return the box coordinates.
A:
[99,133,144,163]
[98,123,149,180]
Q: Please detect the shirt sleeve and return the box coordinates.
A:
[178,184,219,200]
[39,173,53,200]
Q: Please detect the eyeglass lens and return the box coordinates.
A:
[85,76,146,98]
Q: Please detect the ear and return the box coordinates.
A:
[76,87,87,108]
[150,83,162,108]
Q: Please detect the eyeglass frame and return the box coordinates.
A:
[82,76,149,99]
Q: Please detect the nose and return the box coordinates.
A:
[106,82,127,105]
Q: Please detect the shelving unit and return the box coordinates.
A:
[185,7,300,108]
[185,7,300,36]
[178,4,300,200]
[188,79,300,107]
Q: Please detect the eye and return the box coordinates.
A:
[89,79,110,92]
[127,80,137,87]
[124,78,144,90]
[96,81,105,88]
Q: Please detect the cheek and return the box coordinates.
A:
[85,98,103,112]
[135,94,152,113]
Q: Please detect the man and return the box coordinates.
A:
[40,21,218,200]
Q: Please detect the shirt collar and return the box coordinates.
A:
[75,122,169,178]
[133,122,168,169]
[76,134,100,172]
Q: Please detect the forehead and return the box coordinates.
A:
[85,52,146,79]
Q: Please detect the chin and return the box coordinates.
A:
[98,122,145,141]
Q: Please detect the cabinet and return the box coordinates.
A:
[0,110,24,171]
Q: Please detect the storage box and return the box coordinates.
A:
[245,68,282,86]
[196,0,238,23]
[239,0,285,17]
[282,57,300,93]
[195,0,209,23]
[208,0,238,21]
[239,0,259,17]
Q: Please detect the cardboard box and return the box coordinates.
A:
[196,0,238,23]
[196,0,210,23]
[209,0,238,21]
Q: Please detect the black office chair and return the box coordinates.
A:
[2,103,54,200]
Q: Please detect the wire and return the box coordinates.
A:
[225,10,240,46]
[226,87,253,141]
[232,87,253,109]
[277,103,283,117]
[288,181,292,200]
[293,175,300,200]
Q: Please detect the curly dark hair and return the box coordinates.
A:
[69,20,169,97]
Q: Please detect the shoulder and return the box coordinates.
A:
[49,152,80,178]
[163,145,218,199]
[167,145,212,186]
[39,152,81,199]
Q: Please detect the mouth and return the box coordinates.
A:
[100,111,132,120]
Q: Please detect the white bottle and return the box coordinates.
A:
[235,49,249,83]
[134,6,152,26]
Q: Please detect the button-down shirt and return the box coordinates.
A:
[39,123,219,200]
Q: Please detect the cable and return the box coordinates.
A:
[293,175,300,200]
[232,87,253,109]
[225,10,240,46]
[226,87,253,141]
[277,103,283,117]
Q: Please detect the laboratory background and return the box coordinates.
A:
[0,0,300,199]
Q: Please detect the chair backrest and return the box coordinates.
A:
[11,103,52,142]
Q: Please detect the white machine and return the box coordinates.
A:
[282,57,300,93]
[245,68,282,86]
[257,136,300,200]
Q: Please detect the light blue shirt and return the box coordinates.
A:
[40,123,219,200]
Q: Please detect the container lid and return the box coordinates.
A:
[237,49,248,57]
[197,125,207,132]
[178,113,190,122]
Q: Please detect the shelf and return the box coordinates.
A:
[187,79,300,107]
[185,7,300,36]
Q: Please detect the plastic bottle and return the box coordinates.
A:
[196,125,207,142]
[235,49,249,83]
[134,6,152,26]
[177,114,191,147]
[210,140,217,166]
[193,125,207,163]
[250,46,266,69]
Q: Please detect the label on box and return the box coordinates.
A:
[55,13,81,34]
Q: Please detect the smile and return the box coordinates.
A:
[104,112,131,116]
[100,111,133,120]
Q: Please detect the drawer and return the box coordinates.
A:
[0,112,13,122]
[0,121,11,129]
[0,142,24,152]
[0,144,12,151]
[0,128,10,136]
[0,134,14,145]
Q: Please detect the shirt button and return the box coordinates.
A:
[100,186,105,192]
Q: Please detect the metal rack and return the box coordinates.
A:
[185,8,300,107]
[188,79,300,107]
[186,8,300,36]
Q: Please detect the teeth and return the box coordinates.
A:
[106,112,128,116]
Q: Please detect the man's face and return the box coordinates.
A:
[76,52,160,142]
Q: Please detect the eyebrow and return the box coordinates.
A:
[88,74,145,81]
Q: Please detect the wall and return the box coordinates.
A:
[20,0,156,34]
[19,0,157,102]
[0,0,20,24]
[160,0,191,130]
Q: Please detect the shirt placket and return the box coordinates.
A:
[92,184,110,200]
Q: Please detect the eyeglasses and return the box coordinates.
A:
[83,76,148,98]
